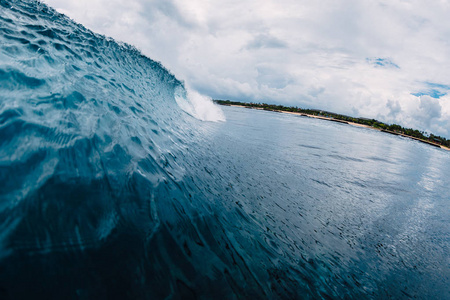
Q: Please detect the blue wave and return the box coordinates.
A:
[1,1,296,299]
[1,0,235,298]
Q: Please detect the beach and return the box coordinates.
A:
[225,104,450,151]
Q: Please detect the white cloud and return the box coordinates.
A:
[43,0,450,137]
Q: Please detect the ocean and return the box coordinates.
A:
[1,0,449,299]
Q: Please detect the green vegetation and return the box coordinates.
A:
[214,99,450,149]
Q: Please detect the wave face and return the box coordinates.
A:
[0,0,237,298]
[2,1,450,299]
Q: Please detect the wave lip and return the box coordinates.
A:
[175,86,226,122]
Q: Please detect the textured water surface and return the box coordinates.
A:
[1,0,449,299]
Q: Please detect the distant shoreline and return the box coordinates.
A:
[216,101,450,152]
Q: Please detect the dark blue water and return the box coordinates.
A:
[1,0,449,299]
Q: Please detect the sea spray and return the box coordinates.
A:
[175,85,226,122]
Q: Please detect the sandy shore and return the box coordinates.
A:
[223,104,450,151]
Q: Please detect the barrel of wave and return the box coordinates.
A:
[174,86,225,122]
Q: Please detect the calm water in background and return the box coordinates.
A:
[199,105,450,298]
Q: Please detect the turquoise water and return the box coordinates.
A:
[1,0,449,298]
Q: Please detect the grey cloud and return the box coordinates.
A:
[150,0,197,29]
[307,86,326,98]
[255,65,293,89]
[419,96,441,121]
[386,99,401,118]
[246,34,288,50]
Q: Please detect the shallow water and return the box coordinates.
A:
[1,0,449,299]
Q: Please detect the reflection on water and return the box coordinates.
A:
[205,106,450,299]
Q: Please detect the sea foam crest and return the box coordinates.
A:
[175,85,225,122]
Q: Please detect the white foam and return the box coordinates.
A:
[175,86,226,122]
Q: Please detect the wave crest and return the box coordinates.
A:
[175,86,225,122]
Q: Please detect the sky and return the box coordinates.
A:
[43,0,450,137]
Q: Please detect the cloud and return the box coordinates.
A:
[386,99,401,118]
[418,96,442,122]
[43,0,450,137]
[246,34,287,50]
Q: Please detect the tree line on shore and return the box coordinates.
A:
[214,99,450,148]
